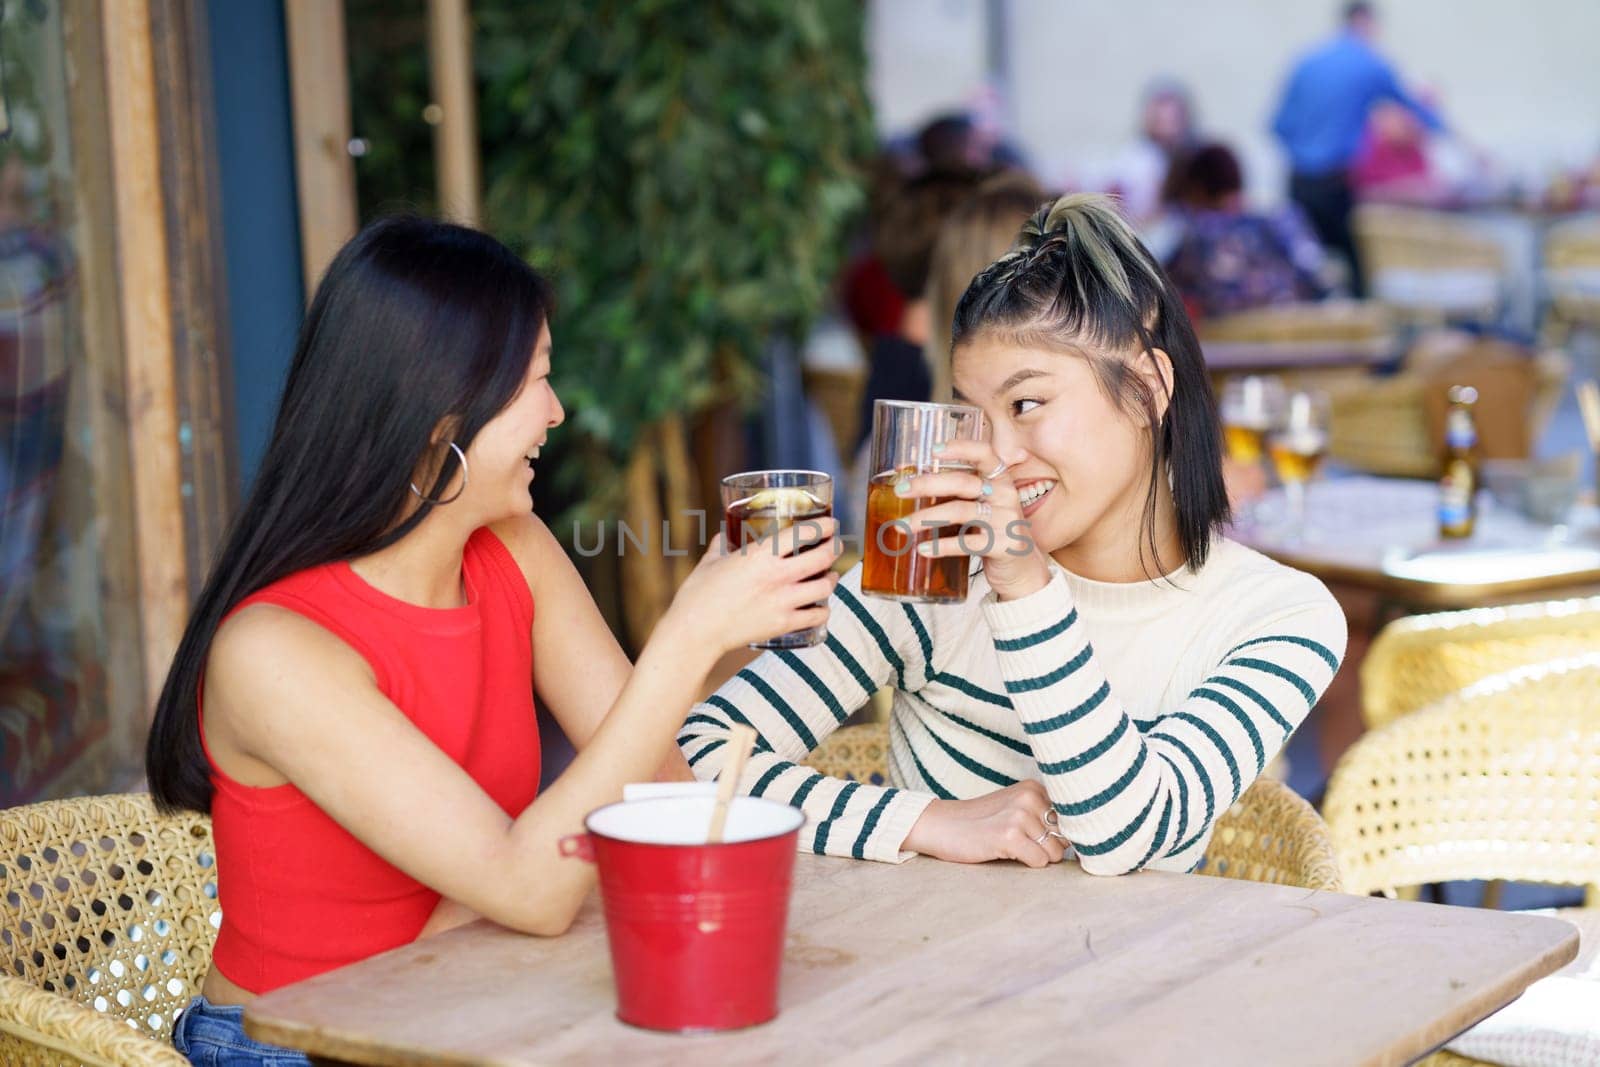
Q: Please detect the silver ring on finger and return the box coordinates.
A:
[984,460,1009,481]
[1043,809,1059,828]
[1033,830,1051,846]
[975,499,993,520]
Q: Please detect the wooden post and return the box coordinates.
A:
[284,0,358,294]
[102,0,189,720]
[427,0,481,226]
[620,429,670,650]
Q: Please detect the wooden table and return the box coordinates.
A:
[1233,476,1600,610]
[1202,337,1395,372]
[245,853,1577,1067]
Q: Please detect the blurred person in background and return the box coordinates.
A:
[1351,99,1435,200]
[1270,1,1443,296]
[851,166,985,454]
[1163,143,1328,320]
[846,170,1048,536]
[1106,79,1199,228]
[842,113,1027,345]
[923,171,1049,404]
[840,153,913,345]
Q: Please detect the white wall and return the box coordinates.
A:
[869,0,1600,206]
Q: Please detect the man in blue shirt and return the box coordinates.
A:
[1270,2,1442,296]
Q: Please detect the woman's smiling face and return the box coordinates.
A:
[952,333,1162,562]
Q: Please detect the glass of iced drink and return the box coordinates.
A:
[861,399,987,603]
[1266,389,1330,536]
[720,470,834,649]
[1220,375,1286,464]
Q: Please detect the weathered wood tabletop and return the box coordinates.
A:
[246,852,1578,1067]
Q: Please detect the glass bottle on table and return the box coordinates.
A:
[1437,385,1480,540]
[1267,390,1329,537]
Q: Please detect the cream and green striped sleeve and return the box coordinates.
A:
[677,568,935,862]
[982,568,1345,875]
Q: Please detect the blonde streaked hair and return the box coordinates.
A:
[923,170,1047,403]
[951,193,1229,575]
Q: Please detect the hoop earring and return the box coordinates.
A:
[409,440,468,506]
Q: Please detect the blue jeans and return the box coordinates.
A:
[172,996,312,1066]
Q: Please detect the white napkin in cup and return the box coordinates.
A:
[622,781,718,802]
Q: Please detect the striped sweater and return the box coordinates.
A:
[678,538,1346,874]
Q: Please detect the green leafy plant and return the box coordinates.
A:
[350,0,874,522]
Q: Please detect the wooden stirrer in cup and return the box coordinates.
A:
[707,724,758,844]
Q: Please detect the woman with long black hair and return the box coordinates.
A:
[147,217,838,1063]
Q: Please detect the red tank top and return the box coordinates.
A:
[200,527,540,994]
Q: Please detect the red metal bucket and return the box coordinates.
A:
[559,795,805,1033]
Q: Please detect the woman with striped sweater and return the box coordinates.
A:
[680,193,1345,874]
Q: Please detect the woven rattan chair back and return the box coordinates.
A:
[0,793,218,1066]
[803,722,892,785]
[1191,777,1344,892]
[804,724,1342,890]
[1327,655,1600,901]
[1361,596,1600,731]
[1544,217,1600,338]
[1352,204,1504,324]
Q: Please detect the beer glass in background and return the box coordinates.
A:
[861,400,986,603]
[1267,390,1330,534]
[1219,375,1286,464]
[721,470,834,649]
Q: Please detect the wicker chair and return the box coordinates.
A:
[0,793,219,1066]
[1329,657,1600,1067]
[803,723,1343,891]
[803,722,892,785]
[1190,777,1343,892]
[1327,655,1600,904]
[1361,596,1600,731]
[1352,204,1505,326]
[1542,217,1600,346]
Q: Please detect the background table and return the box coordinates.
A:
[1233,476,1600,609]
[1202,337,1395,373]
[246,852,1577,1067]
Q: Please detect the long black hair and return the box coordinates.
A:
[952,193,1229,576]
[147,217,554,813]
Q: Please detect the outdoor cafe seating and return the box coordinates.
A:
[1324,655,1600,1066]
[9,647,1598,1066]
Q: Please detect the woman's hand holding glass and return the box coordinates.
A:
[666,523,841,654]
[892,438,1051,602]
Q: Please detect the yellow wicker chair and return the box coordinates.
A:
[803,722,892,785]
[1542,217,1600,346]
[1190,777,1343,892]
[1353,204,1505,326]
[1329,657,1600,1067]
[1361,596,1600,731]
[1198,299,1394,347]
[1318,332,1567,479]
[803,723,1343,891]
[0,793,219,1066]
[1327,655,1600,904]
